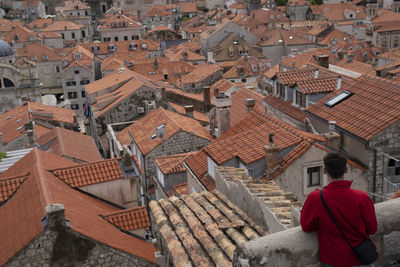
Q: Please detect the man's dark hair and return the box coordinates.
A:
[323,152,347,179]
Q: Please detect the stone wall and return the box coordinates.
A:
[369,120,400,199]
[145,131,211,179]
[234,197,400,267]
[5,228,156,267]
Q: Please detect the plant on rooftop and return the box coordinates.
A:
[312,0,323,5]
[0,152,9,162]
[275,0,288,6]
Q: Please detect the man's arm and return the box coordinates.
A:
[360,196,377,235]
[300,191,319,232]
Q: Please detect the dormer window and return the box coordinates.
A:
[30,56,37,61]
[73,53,82,59]
[42,55,48,60]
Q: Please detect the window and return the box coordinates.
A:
[241,78,247,82]
[277,82,285,99]
[325,91,353,108]
[30,56,37,61]
[85,11,88,16]
[61,33,65,39]
[103,37,111,42]
[80,79,90,85]
[56,66,61,72]
[77,12,80,16]
[387,158,400,176]
[42,55,48,60]
[71,104,79,110]
[73,53,82,59]
[68,91,78,99]
[124,36,128,41]
[132,35,139,40]
[74,70,80,75]
[66,81,76,87]
[81,90,86,97]
[81,30,86,38]
[307,166,321,187]
[72,32,76,39]
[295,90,306,107]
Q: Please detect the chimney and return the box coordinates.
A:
[336,76,342,90]
[154,58,158,70]
[317,55,329,68]
[0,132,3,147]
[245,98,255,112]
[203,86,211,111]
[45,204,67,229]
[213,92,232,136]
[122,146,135,172]
[184,105,194,118]
[323,121,340,151]
[264,133,280,174]
[161,87,166,100]
[314,69,319,79]
[207,50,215,63]
[24,121,34,144]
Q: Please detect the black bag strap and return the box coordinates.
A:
[319,189,355,251]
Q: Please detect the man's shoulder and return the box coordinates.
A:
[306,189,322,200]
[349,188,370,200]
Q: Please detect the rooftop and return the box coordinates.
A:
[103,206,151,232]
[153,152,195,175]
[149,190,266,266]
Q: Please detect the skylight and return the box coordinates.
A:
[325,91,353,108]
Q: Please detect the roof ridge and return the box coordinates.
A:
[32,148,52,206]
[0,173,30,183]
[102,205,148,217]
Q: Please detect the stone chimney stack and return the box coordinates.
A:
[24,121,34,145]
[323,121,340,151]
[184,105,194,118]
[122,146,135,172]
[264,133,280,174]
[203,86,211,111]
[245,98,255,113]
[314,69,319,79]
[207,50,215,63]
[317,55,329,68]
[45,204,67,229]
[336,76,342,90]
[213,92,232,137]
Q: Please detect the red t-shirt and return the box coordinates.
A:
[300,180,377,267]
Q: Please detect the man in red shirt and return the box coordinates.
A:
[300,152,377,267]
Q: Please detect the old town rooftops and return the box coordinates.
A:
[0,149,157,265]
[118,108,212,155]
[149,190,266,266]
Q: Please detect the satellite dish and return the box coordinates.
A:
[41,94,57,106]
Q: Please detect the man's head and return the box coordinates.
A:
[323,152,347,179]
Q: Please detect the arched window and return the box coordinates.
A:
[3,78,14,87]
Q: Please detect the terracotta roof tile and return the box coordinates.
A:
[276,68,317,85]
[310,3,366,21]
[0,174,28,202]
[153,152,195,175]
[142,6,173,17]
[56,0,90,12]
[149,190,265,266]
[0,149,156,265]
[41,20,85,31]
[168,102,209,123]
[98,14,141,30]
[17,43,62,62]
[230,87,264,126]
[2,25,41,43]
[263,95,307,122]
[173,182,188,196]
[0,102,76,145]
[28,18,53,29]
[294,77,340,94]
[118,108,212,155]
[306,75,400,141]
[180,63,222,85]
[52,155,141,187]
[184,150,209,187]
[35,127,101,163]
[103,206,151,231]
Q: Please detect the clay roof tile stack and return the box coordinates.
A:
[149,190,266,266]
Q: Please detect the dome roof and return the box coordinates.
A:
[0,40,14,57]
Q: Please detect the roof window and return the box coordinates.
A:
[325,90,353,108]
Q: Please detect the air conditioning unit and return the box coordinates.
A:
[137,107,145,114]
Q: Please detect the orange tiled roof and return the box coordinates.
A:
[263,95,307,122]
[35,127,101,163]
[0,174,29,202]
[0,102,76,145]
[168,102,209,123]
[184,150,210,187]
[173,182,188,196]
[17,43,62,63]
[98,14,141,29]
[310,3,366,21]
[149,190,265,266]
[230,87,264,126]
[276,68,317,85]
[293,77,340,94]
[41,20,85,31]
[306,75,400,141]
[118,108,212,155]
[153,152,195,175]
[205,107,324,165]
[52,155,141,188]
[180,63,222,85]
[56,0,90,12]
[103,206,150,231]
[142,6,172,17]
[0,149,156,265]
[28,18,53,29]
[2,25,41,43]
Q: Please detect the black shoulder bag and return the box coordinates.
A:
[319,189,378,265]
